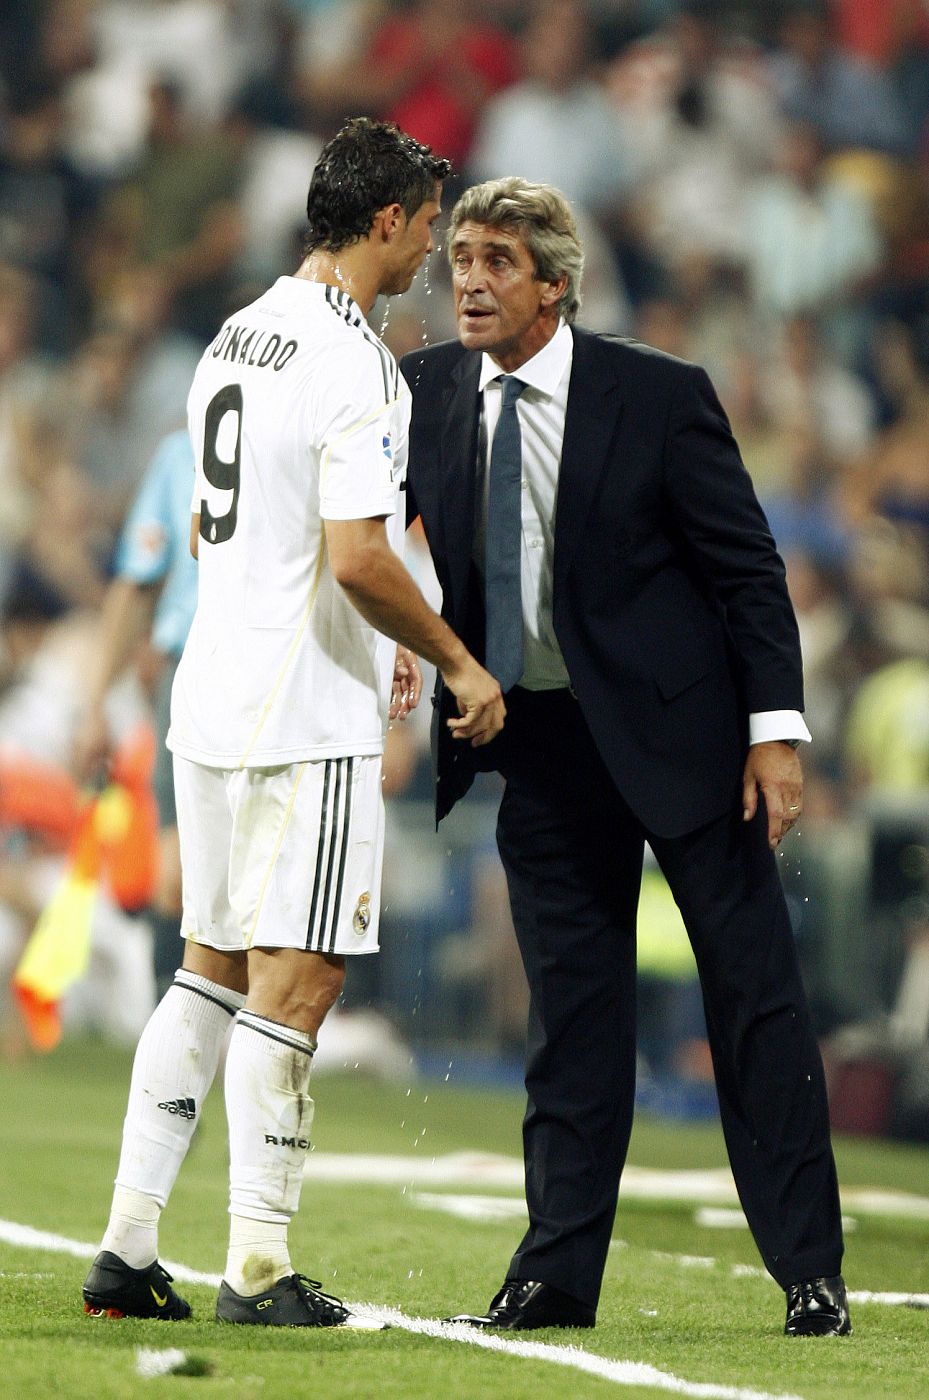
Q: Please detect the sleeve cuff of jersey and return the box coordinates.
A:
[320,500,397,521]
[748,710,812,747]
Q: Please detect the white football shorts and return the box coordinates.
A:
[174,754,384,955]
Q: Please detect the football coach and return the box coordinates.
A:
[401,176,850,1338]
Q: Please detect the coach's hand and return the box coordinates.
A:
[442,657,505,747]
[743,741,803,849]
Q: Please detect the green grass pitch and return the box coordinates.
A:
[1,1038,927,1399]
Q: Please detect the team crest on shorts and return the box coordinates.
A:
[353,891,372,936]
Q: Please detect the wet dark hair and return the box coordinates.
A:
[305,117,451,254]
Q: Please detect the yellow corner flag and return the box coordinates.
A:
[11,871,98,1051]
[10,724,159,1051]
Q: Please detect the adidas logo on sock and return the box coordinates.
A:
[157,1097,197,1120]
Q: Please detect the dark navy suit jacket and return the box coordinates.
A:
[400,328,804,838]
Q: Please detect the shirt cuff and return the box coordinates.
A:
[748,710,812,747]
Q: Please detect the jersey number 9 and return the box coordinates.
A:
[199,384,242,544]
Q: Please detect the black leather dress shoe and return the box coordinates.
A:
[447,1279,595,1331]
[784,1274,852,1336]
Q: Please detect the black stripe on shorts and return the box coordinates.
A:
[305,759,333,950]
[326,757,354,953]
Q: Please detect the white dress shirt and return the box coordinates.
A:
[475,321,810,745]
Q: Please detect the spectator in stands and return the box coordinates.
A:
[760,316,876,462]
[54,309,192,541]
[609,1,782,271]
[0,266,60,607]
[301,0,518,169]
[97,78,244,340]
[782,550,854,774]
[469,0,635,218]
[742,120,883,363]
[222,80,324,288]
[844,319,929,549]
[770,1,912,155]
[0,80,99,352]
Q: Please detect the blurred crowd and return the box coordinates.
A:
[2,0,929,1119]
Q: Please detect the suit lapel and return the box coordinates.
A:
[440,352,482,625]
[554,328,625,586]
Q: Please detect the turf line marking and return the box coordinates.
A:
[4,1218,929,1394]
[848,1291,929,1309]
[0,1220,221,1286]
[305,1154,929,1222]
[0,1218,803,1399]
[365,1309,805,1400]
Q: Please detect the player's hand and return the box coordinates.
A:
[442,657,505,747]
[389,646,422,721]
[72,706,111,786]
[742,741,803,849]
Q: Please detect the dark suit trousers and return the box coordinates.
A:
[491,689,843,1309]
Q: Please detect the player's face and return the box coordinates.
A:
[451,222,566,371]
[382,189,443,296]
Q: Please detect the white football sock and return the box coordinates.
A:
[101,970,244,1267]
[223,1009,316,1295]
[99,1185,160,1270]
[224,1216,292,1296]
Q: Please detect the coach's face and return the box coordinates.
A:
[382,187,443,296]
[451,221,566,372]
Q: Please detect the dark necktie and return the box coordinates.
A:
[485,375,526,693]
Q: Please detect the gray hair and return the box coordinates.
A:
[448,177,584,323]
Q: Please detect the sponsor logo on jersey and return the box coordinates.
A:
[264,1134,311,1149]
[158,1097,197,1120]
[353,891,371,936]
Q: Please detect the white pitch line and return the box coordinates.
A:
[305,1154,929,1224]
[0,1219,221,1286]
[0,1217,801,1400]
[848,1290,929,1309]
[411,1191,528,1221]
[370,1310,805,1400]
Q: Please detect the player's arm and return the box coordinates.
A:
[72,576,159,782]
[189,513,200,559]
[326,517,504,746]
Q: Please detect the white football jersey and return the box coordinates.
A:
[168,277,410,768]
